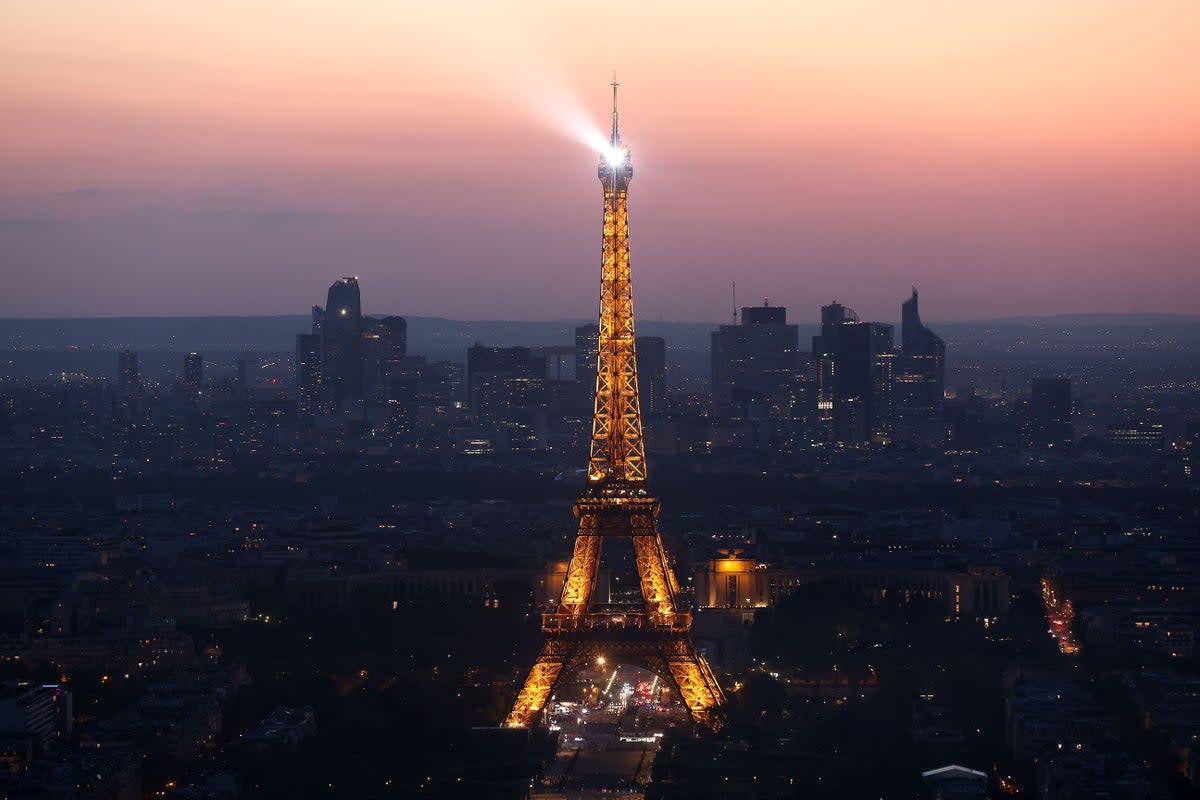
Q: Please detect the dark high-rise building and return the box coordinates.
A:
[711,303,800,418]
[895,289,946,445]
[297,279,400,415]
[575,324,600,410]
[320,277,363,406]
[365,315,408,403]
[360,317,388,402]
[467,345,548,451]
[813,304,895,445]
[871,328,897,442]
[236,356,258,400]
[117,350,139,394]
[811,302,856,442]
[635,336,666,416]
[833,322,894,444]
[323,277,362,336]
[1030,377,1073,448]
[381,316,407,360]
[295,333,322,416]
[183,352,203,393]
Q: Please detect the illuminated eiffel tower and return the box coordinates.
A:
[504,80,726,731]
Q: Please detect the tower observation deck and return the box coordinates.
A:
[504,81,726,731]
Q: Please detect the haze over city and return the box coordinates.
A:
[3,1,1199,321]
[4,3,1200,800]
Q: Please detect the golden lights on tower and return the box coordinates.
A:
[504,80,726,732]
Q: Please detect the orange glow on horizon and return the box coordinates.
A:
[1,1,1198,319]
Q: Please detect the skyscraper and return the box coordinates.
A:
[324,277,362,333]
[295,333,322,416]
[635,336,666,416]
[236,356,258,401]
[813,304,895,445]
[833,321,895,444]
[117,350,139,394]
[711,303,800,419]
[1030,377,1073,448]
[321,277,363,406]
[466,345,548,452]
[895,289,946,445]
[360,317,389,402]
[575,323,600,411]
[370,315,409,402]
[297,278,404,416]
[183,352,203,393]
[871,328,897,442]
[380,316,407,360]
[812,302,855,442]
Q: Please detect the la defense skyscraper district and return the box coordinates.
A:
[505,83,726,730]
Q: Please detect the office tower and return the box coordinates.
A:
[359,317,388,401]
[635,336,666,415]
[814,305,895,445]
[871,331,897,442]
[895,289,946,445]
[1030,377,1073,448]
[320,277,363,406]
[811,302,856,442]
[295,333,322,416]
[507,81,724,731]
[236,356,258,400]
[426,360,464,407]
[117,350,139,394]
[380,316,407,360]
[575,323,600,410]
[370,315,409,402]
[324,277,362,332]
[832,322,873,443]
[711,302,800,419]
[466,345,548,451]
[182,352,203,393]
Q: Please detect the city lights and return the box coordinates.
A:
[1,2,1193,796]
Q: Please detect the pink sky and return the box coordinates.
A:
[1,1,1198,322]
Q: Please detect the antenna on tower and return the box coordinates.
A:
[610,71,620,145]
[731,282,737,325]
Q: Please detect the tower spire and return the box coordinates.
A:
[610,71,620,145]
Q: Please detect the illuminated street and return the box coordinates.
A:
[534,664,690,798]
[1041,577,1080,656]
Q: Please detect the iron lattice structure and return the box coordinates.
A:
[505,82,726,731]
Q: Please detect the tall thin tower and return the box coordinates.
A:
[505,81,726,730]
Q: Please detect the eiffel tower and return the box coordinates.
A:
[504,80,726,731]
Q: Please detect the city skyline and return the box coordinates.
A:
[3,1,1199,322]
[3,6,1199,799]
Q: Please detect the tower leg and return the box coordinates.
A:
[560,525,602,615]
[504,639,575,728]
[664,644,726,730]
[632,532,676,617]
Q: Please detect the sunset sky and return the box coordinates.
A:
[2,1,1198,323]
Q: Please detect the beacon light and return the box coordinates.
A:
[603,145,626,167]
